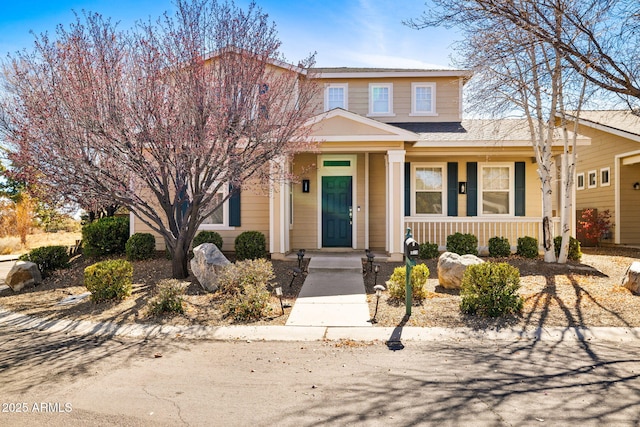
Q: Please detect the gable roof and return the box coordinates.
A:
[411,119,590,147]
[306,108,419,142]
[564,110,640,143]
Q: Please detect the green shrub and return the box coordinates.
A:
[82,216,130,258]
[235,231,267,260]
[446,232,478,256]
[419,242,440,259]
[218,259,275,321]
[488,236,511,258]
[460,262,523,317]
[193,231,224,250]
[516,236,539,259]
[554,236,582,261]
[125,233,156,261]
[84,259,133,302]
[386,264,430,301]
[148,279,186,315]
[19,245,70,276]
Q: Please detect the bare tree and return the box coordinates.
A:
[408,0,592,262]
[0,0,320,278]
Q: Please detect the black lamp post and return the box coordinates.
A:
[274,286,284,315]
[297,249,306,269]
[289,267,302,288]
[373,263,380,286]
[366,252,375,272]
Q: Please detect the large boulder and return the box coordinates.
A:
[190,243,230,292]
[6,261,42,292]
[437,251,484,290]
[622,261,640,294]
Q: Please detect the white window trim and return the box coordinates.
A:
[324,83,348,111]
[479,163,514,216]
[600,167,611,187]
[199,186,235,231]
[577,172,585,190]
[410,82,438,116]
[588,170,597,189]
[411,163,447,216]
[367,83,395,117]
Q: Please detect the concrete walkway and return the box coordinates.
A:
[286,253,372,327]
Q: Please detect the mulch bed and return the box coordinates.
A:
[1,247,639,329]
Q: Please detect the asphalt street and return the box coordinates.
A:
[1,323,639,426]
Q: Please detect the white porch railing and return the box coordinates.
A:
[404,216,561,252]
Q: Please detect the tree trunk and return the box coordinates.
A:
[541,176,556,263]
[170,245,190,279]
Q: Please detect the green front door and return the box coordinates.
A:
[322,176,353,247]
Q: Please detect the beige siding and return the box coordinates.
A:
[314,77,462,122]
[290,153,318,250]
[356,153,366,249]
[619,163,640,243]
[368,153,387,250]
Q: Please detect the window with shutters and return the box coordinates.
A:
[412,163,446,215]
[200,189,232,229]
[480,165,513,215]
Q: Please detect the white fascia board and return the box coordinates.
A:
[412,139,591,148]
[306,109,419,141]
[315,70,473,79]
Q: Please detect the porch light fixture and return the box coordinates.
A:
[370,284,386,324]
[634,182,640,190]
[459,182,467,194]
[302,179,310,193]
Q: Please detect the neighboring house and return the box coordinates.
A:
[132,63,591,260]
[566,110,640,245]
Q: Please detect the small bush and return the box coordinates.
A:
[84,259,133,302]
[460,262,523,317]
[19,245,70,276]
[235,231,267,260]
[0,236,20,255]
[193,231,224,250]
[148,279,186,315]
[554,236,582,261]
[125,233,156,261]
[386,264,430,301]
[419,242,440,259]
[218,259,274,321]
[516,236,539,259]
[488,236,511,258]
[82,216,130,258]
[446,232,478,256]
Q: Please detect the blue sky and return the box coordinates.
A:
[0,0,461,68]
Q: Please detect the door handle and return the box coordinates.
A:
[349,206,353,225]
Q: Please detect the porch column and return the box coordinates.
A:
[386,149,406,261]
[269,156,289,259]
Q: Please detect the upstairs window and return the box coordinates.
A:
[368,83,393,116]
[411,82,436,115]
[324,83,348,110]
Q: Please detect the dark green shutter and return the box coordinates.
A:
[229,185,241,226]
[447,162,458,216]
[404,162,411,216]
[515,162,526,217]
[467,162,477,216]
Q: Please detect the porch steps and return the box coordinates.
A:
[285,254,372,327]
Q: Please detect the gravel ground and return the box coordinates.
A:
[1,247,639,329]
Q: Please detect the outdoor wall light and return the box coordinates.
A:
[459,182,467,194]
[370,284,386,324]
[634,182,640,190]
[302,179,310,193]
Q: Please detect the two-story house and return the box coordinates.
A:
[132,63,590,260]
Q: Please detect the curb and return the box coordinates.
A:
[2,308,640,343]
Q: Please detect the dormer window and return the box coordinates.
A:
[368,83,394,116]
[325,83,348,111]
[411,82,437,116]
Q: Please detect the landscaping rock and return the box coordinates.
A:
[437,252,484,290]
[6,261,42,292]
[190,243,230,292]
[622,261,640,294]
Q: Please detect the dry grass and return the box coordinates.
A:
[0,237,21,255]
[0,230,82,255]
